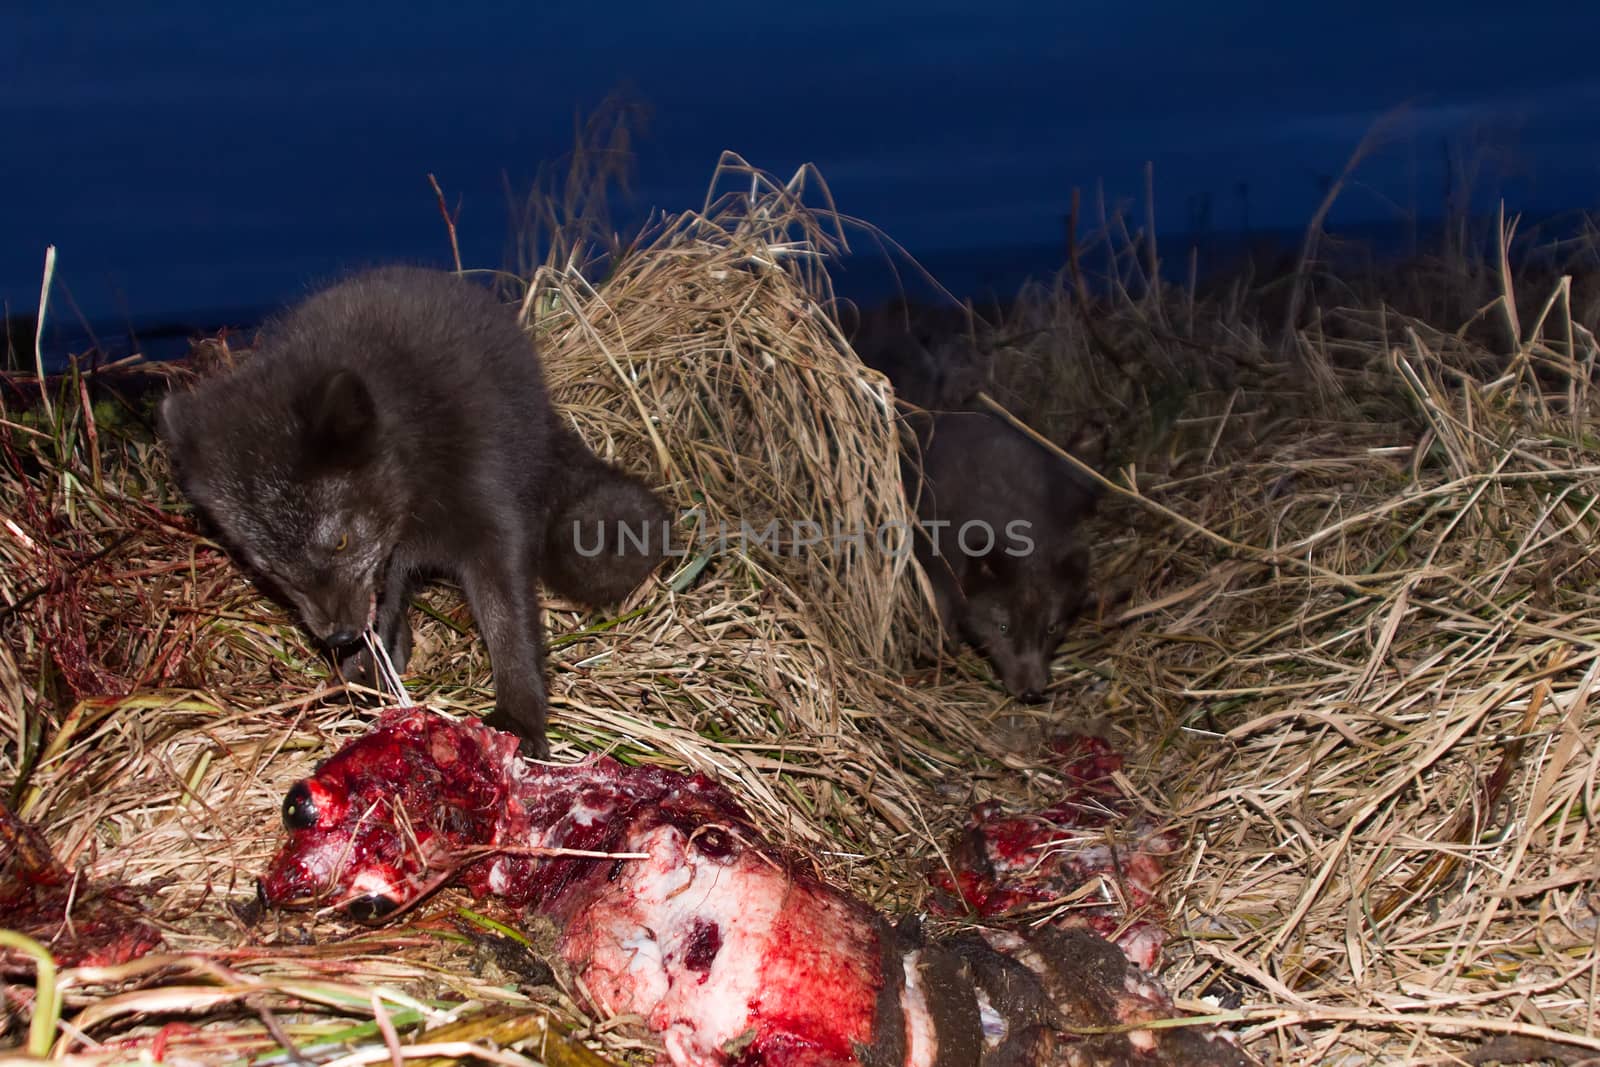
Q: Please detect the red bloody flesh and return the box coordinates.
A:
[261,709,889,1066]
[260,710,1251,1067]
[0,800,164,970]
[927,734,1179,972]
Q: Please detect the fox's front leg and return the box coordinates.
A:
[915,547,967,657]
[337,557,415,694]
[460,556,551,759]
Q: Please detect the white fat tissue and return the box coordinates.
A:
[486,858,511,895]
[557,816,887,1067]
[1119,925,1165,974]
[567,824,778,1059]
[619,925,670,1006]
[900,950,938,1067]
[1123,970,1166,1003]
[349,868,399,897]
[975,988,1007,1046]
[1128,1026,1158,1053]
[568,793,616,828]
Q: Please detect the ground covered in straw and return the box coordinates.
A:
[6,160,1600,1065]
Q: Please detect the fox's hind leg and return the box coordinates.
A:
[462,555,552,759]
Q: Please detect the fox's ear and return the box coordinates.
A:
[157,391,186,451]
[300,369,377,461]
[157,391,212,499]
[157,391,201,481]
[1060,421,1111,508]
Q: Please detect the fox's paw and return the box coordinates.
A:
[334,627,414,703]
[334,647,385,703]
[481,708,551,761]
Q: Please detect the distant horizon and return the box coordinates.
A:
[9,206,1592,370]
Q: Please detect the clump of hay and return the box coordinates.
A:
[530,154,930,677]
[1142,290,1600,1062]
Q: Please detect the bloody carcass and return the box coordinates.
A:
[260,708,1249,1067]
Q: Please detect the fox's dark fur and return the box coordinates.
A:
[158,266,669,757]
[904,410,1102,702]
[542,425,674,606]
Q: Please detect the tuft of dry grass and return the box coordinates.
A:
[971,207,1600,1062]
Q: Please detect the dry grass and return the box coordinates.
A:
[5,157,1600,1065]
[969,206,1600,1062]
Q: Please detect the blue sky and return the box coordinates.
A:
[5,1,1599,325]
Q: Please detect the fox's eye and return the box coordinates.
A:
[1047,622,1062,636]
[998,622,1009,634]
[333,533,348,553]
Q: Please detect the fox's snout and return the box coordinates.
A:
[996,654,1051,704]
[293,586,377,650]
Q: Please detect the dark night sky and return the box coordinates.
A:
[5,2,1600,330]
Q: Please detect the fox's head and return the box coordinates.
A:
[160,367,407,651]
[956,541,1091,704]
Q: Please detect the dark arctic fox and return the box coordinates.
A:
[904,410,1102,703]
[158,266,668,757]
